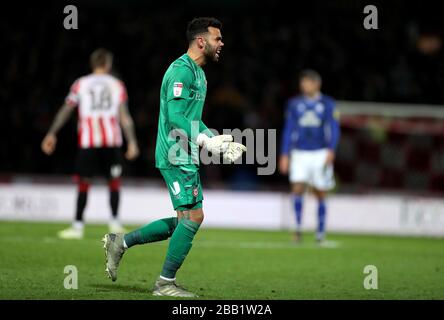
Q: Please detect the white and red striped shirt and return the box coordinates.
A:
[66,74,127,149]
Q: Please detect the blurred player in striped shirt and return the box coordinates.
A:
[41,48,139,239]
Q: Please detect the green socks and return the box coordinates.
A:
[124,217,178,248]
[160,219,201,279]
[123,217,201,280]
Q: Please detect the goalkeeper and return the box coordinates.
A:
[102,17,246,297]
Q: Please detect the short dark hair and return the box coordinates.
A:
[186,17,222,43]
[90,48,113,69]
[299,69,322,83]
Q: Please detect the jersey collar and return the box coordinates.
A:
[184,53,202,70]
[302,93,323,103]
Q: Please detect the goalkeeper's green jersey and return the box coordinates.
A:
[155,53,212,171]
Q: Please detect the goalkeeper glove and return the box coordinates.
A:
[196,133,233,155]
[222,142,247,163]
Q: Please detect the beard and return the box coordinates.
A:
[204,43,220,63]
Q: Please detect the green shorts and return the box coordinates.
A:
[160,166,203,211]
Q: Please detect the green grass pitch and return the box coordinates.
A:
[0,221,443,299]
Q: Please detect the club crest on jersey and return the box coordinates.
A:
[173,82,183,97]
[315,103,324,113]
[193,187,199,197]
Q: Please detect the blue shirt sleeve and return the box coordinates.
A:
[280,101,294,155]
[325,99,340,150]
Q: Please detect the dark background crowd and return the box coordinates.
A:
[1,0,443,193]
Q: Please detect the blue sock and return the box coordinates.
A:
[294,196,303,230]
[318,200,326,235]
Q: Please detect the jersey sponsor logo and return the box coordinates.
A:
[173,82,183,97]
[299,110,322,127]
[194,91,206,101]
[169,181,181,196]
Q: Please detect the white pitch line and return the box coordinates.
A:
[0,236,342,249]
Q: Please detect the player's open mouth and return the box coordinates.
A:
[216,48,222,58]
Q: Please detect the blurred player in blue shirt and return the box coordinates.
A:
[279,70,340,243]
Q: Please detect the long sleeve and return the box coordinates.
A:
[165,65,208,142]
[325,100,340,150]
[280,103,294,155]
[167,100,213,142]
[199,120,215,138]
[167,98,196,138]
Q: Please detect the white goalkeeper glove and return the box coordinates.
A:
[222,142,247,163]
[196,133,233,155]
